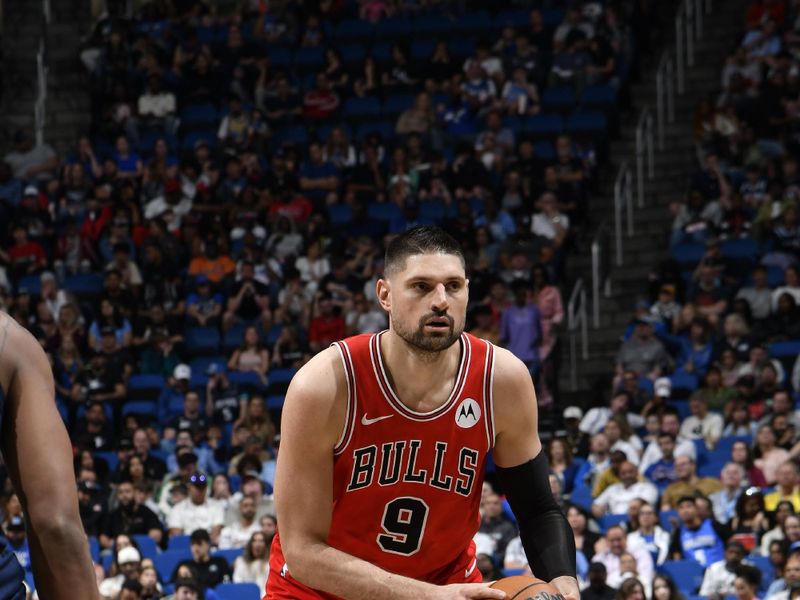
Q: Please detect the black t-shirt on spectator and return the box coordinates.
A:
[209,382,241,425]
[174,556,231,589]
[104,503,163,539]
[167,413,209,433]
[228,279,269,321]
[73,420,116,451]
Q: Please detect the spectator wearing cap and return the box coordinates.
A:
[99,545,142,599]
[222,260,272,332]
[710,463,747,524]
[158,363,192,423]
[614,317,670,386]
[581,562,615,600]
[219,494,261,549]
[579,391,645,436]
[680,394,724,449]
[4,515,30,571]
[669,495,730,567]
[699,539,751,598]
[143,177,192,233]
[562,406,589,458]
[8,222,47,279]
[639,408,697,474]
[167,473,225,543]
[185,276,223,328]
[3,129,58,181]
[591,461,658,517]
[661,455,723,510]
[174,528,231,589]
[766,462,800,512]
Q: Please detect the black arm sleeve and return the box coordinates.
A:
[495,451,576,581]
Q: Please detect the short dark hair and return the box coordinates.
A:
[121,579,143,594]
[383,226,464,278]
[677,495,697,506]
[190,528,211,544]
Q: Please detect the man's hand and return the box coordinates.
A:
[550,575,580,600]
[435,584,506,599]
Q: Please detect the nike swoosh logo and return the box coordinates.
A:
[361,414,394,426]
[465,558,477,578]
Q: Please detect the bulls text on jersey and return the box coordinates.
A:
[346,440,479,497]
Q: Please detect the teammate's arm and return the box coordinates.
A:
[491,347,579,600]
[0,316,100,599]
[274,348,504,600]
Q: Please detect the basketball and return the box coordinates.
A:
[490,576,564,600]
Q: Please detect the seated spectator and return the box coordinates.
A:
[594,525,654,590]
[765,292,800,342]
[165,393,209,438]
[8,222,47,279]
[303,73,340,121]
[661,455,723,510]
[222,260,273,331]
[227,325,269,384]
[233,531,270,591]
[396,92,435,137]
[271,325,311,370]
[102,479,163,550]
[604,413,643,465]
[772,266,800,312]
[737,265,774,323]
[501,67,540,115]
[237,395,276,446]
[640,409,698,473]
[669,495,730,567]
[187,240,236,286]
[627,502,670,566]
[733,564,762,600]
[531,192,570,250]
[729,487,767,551]
[219,495,260,550]
[173,528,231,588]
[99,546,142,599]
[760,501,795,556]
[766,461,800,512]
[129,74,177,145]
[500,279,542,380]
[680,262,730,329]
[566,504,601,563]
[217,96,251,152]
[710,463,747,525]
[764,543,800,600]
[548,437,580,495]
[167,472,225,543]
[614,318,670,385]
[680,394,724,449]
[4,129,58,181]
[575,432,612,491]
[699,539,750,598]
[168,577,202,600]
[754,424,791,485]
[644,432,679,494]
[185,276,223,328]
[731,439,769,488]
[308,293,346,354]
[592,461,658,517]
[580,391,646,436]
[581,562,616,600]
[478,492,517,559]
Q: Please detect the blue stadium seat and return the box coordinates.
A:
[15,274,42,296]
[189,356,225,378]
[334,19,374,41]
[355,121,395,142]
[338,43,367,68]
[273,126,309,146]
[448,39,476,59]
[266,395,285,410]
[168,535,191,553]
[154,549,191,583]
[184,327,221,356]
[418,202,446,223]
[89,536,100,563]
[534,140,556,161]
[658,560,705,594]
[294,46,325,70]
[671,400,690,420]
[494,9,529,29]
[327,203,352,226]
[582,84,617,109]
[767,265,785,287]
[599,513,627,533]
[670,241,705,267]
[453,11,491,33]
[565,111,608,136]
[382,94,415,117]
[266,46,292,68]
[63,273,104,298]
[215,582,261,600]
[132,534,159,560]
[212,548,244,567]
[228,371,265,390]
[179,104,219,127]
[542,7,566,27]
[367,202,403,222]
[375,16,412,39]
[223,324,246,353]
[542,87,577,112]
[721,238,759,260]
[127,374,166,399]
[523,114,563,138]
[570,485,593,512]
[660,510,678,533]
[264,324,285,346]
[94,451,119,472]
[715,435,752,456]
[270,368,297,385]
[371,42,393,64]
[414,14,452,36]
[122,401,158,418]
[746,554,772,592]
[410,39,436,61]
[343,96,381,120]
[769,340,800,358]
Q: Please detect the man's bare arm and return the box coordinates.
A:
[275,348,504,600]
[0,314,99,599]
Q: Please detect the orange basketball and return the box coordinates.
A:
[490,576,564,600]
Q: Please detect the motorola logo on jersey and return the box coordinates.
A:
[455,398,481,429]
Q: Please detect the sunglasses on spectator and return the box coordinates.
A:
[189,474,207,486]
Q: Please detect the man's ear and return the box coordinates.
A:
[376,278,391,312]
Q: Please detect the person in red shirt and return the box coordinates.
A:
[269,189,313,224]
[303,73,340,120]
[308,292,346,352]
[8,223,47,279]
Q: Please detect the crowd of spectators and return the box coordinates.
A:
[0,0,655,598]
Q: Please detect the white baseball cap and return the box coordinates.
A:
[117,547,141,564]
[173,364,191,380]
[563,406,583,420]
[655,377,672,398]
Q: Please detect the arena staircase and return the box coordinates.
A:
[560,0,750,406]
[0,0,91,151]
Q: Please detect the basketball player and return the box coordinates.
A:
[268,227,579,599]
[0,311,99,599]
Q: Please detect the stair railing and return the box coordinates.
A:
[567,278,588,391]
[635,107,655,208]
[655,52,675,149]
[675,0,713,95]
[34,0,50,146]
[613,161,634,266]
[591,221,612,329]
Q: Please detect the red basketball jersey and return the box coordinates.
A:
[266,331,496,599]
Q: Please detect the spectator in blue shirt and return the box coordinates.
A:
[299,142,339,206]
[669,495,730,567]
[644,432,679,493]
[501,279,542,379]
[185,276,223,328]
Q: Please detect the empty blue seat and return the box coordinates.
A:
[769,340,800,358]
[188,356,225,377]
[327,204,352,226]
[371,42,393,63]
[414,14,452,35]
[273,126,309,146]
[599,513,627,533]
[566,111,608,136]
[15,274,42,296]
[542,87,577,112]
[368,202,402,222]
[410,39,436,61]
[184,327,221,355]
[494,9,530,29]
[228,371,265,389]
[338,43,367,67]
[294,46,325,70]
[670,241,705,266]
[63,273,104,298]
[375,16,412,39]
[343,96,381,119]
[715,435,752,456]
[534,140,556,161]
[570,485,593,512]
[267,46,292,68]
[265,324,285,346]
[670,372,698,394]
[89,536,100,563]
[154,549,191,583]
[660,510,679,533]
[523,114,563,137]
[215,582,261,600]
[418,202,446,222]
[334,19,374,41]
[448,39,476,58]
[721,238,759,259]
[122,401,158,418]
[453,11,491,33]
[382,94,415,116]
[168,535,191,553]
[128,374,165,395]
[767,265,785,287]
[94,451,119,472]
[658,560,704,594]
[180,103,219,126]
[270,368,297,385]
[212,548,244,567]
[355,121,395,142]
[132,534,159,560]
[582,84,617,109]
[543,7,567,27]
[267,395,285,410]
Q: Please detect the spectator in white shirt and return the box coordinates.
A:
[594,525,655,590]
[99,546,142,599]
[580,391,645,436]
[219,495,261,549]
[699,540,750,598]
[167,472,225,545]
[531,192,570,250]
[639,409,697,474]
[592,461,658,517]
[627,502,671,566]
[232,531,270,592]
[680,394,724,449]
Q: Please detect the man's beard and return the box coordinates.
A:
[393,311,462,354]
